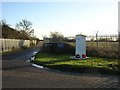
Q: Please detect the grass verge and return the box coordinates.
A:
[32,52,120,75]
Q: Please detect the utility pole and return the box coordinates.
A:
[95,31,99,50]
[118,1,120,58]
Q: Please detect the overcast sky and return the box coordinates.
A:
[2,0,119,39]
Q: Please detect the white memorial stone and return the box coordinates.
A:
[76,34,86,58]
[70,34,89,59]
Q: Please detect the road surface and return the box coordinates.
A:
[2,47,119,88]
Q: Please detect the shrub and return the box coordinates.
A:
[41,43,75,54]
[20,45,28,49]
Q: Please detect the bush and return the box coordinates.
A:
[41,43,75,54]
[20,45,28,49]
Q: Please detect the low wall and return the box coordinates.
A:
[0,38,37,52]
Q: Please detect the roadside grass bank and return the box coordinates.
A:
[32,52,120,75]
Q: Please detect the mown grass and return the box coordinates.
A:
[32,52,120,75]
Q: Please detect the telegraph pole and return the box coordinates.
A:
[95,31,99,50]
[118,1,120,58]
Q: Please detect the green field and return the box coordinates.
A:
[32,52,119,75]
[66,41,119,58]
[66,41,119,51]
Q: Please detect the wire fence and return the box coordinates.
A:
[86,41,119,58]
[66,35,119,58]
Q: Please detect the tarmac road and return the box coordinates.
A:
[2,47,119,88]
[2,47,40,60]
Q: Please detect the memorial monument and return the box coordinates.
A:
[70,34,89,59]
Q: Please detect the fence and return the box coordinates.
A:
[66,35,119,58]
[86,34,118,41]
[86,41,119,58]
[0,38,37,52]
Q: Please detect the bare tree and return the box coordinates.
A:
[16,19,34,38]
[1,19,10,26]
[50,32,64,38]
[50,32,64,43]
